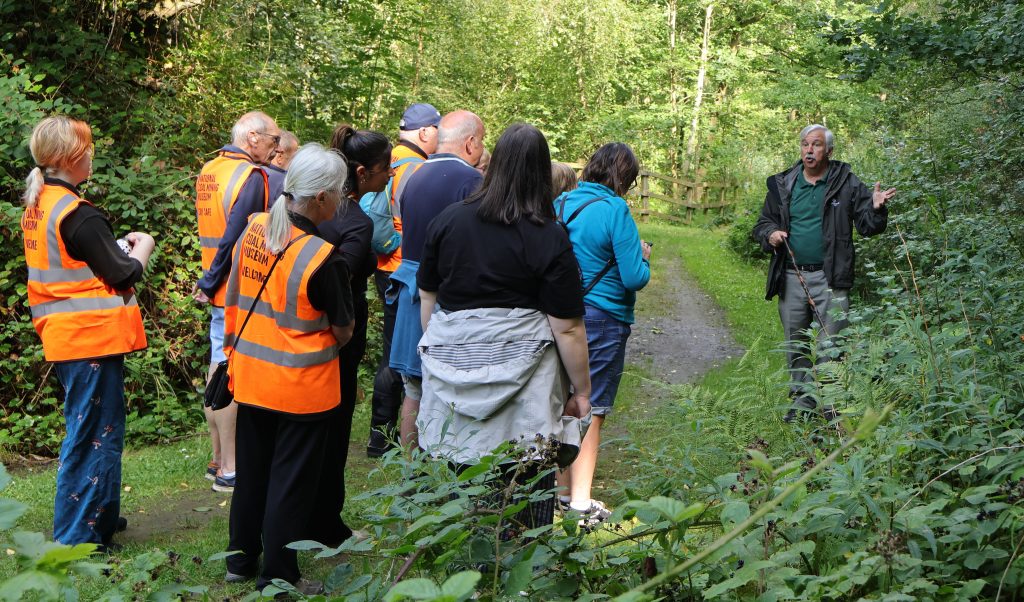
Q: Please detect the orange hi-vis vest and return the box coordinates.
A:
[196,149,269,306]
[377,144,427,272]
[22,185,147,362]
[223,213,340,414]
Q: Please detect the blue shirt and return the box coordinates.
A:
[197,145,268,300]
[555,181,650,323]
[266,163,287,208]
[398,153,482,263]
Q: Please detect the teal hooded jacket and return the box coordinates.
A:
[555,181,650,323]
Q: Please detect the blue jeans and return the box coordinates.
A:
[53,356,126,545]
[584,305,631,416]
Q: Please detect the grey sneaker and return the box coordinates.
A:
[225,570,253,583]
[294,578,323,596]
[212,474,236,493]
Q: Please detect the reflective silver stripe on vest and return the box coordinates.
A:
[233,337,338,368]
[28,266,96,283]
[46,195,78,269]
[199,235,222,249]
[221,163,252,219]
[285,239,329,321]
[222,229,246,314]
[30,294,136,319]
[234,294,328,332]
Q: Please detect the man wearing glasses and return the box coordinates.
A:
[193,110,278,493]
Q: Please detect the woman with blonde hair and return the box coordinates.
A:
[222,143,354,595]
[20,116,156,549]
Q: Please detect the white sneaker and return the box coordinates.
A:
[571,499,611,529]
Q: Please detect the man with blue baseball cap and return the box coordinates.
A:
[367,102,441,457]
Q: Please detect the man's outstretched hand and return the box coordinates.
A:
[873,182,896,210]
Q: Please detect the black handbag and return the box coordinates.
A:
[203,235,308,410]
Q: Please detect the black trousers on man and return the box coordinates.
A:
[370,270,404,440]
[227,404,331,589]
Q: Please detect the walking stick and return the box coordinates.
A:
[780,238,843,432]
[781,238,828,335]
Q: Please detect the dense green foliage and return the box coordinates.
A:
[1,0,1023,599]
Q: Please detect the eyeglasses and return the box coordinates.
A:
[254,132,281,146]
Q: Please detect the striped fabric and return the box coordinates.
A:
[423,339,546,371]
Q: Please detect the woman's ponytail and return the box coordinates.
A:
[22,167,45,208]
[265,191,293,255]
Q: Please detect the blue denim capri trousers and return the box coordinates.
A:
[583,305,632,416]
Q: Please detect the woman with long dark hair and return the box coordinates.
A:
[554,142,651,528]
[415,123,592,530]
[307,125,393,546]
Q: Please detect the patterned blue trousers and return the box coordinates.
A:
[53,356,125,546]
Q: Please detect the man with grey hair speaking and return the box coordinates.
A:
[753,124,896,423]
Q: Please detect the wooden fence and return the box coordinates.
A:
[565,163,743,224]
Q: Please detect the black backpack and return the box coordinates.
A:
[556,196,617,295]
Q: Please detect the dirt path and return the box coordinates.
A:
[594,250,742,496]
[626,252,741,386]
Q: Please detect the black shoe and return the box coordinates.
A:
[366,428,394,458]
[821,406,841,423]
[783,408,813,424]
[97,542,124,555]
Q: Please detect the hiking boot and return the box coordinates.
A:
[212,474,236,493]
[366,427,394,458]
[206,461,219,481]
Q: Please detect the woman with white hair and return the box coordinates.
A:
[221,143,355,594]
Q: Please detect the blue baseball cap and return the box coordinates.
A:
[399,103,441,130]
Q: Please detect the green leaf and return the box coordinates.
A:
[0,499,27,530]
[441,571,481,600]
[385,578,442,601]
[720,500,750,526]
[457,463,490,481]
[505,558,532,595]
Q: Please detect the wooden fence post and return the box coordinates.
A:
[640,171,650,222]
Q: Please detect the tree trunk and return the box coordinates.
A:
[669,0,678,179]
[684,2,713,176]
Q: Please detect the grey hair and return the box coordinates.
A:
[265,143,348,255]
[231,111,276,147]
[437,117,480,148]
[800,124,834,152]
[278,130,299,153]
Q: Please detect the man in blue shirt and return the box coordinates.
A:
[388,110,485,450]
[266,130,298,205]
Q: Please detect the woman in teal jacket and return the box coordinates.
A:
[555,142,651,527]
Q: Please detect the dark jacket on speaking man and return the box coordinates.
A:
[752,160,888,301]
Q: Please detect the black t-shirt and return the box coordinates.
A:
[317,200,374,330]
[49,179,144,291]
[287,213,354,328]
[417,200,585,319]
